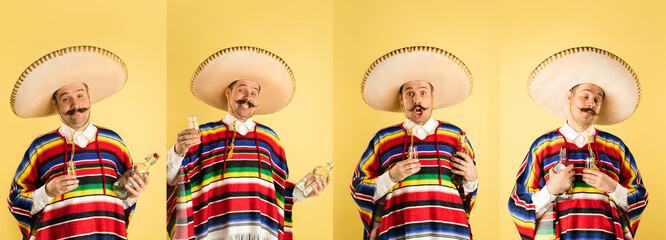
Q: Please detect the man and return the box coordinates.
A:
[8,46,149,240]
[508,46,649,240]
[166,46,330,240]
[350,46,479,240]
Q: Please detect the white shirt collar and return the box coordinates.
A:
[402,117,438,140]
[223,113,256,136]
[58,122,97,148]
[559,121,596,148]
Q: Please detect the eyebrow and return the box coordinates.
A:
[237,83,260,92]
[580,88,604,97]
[404,86,429,91]
[58,88,86,99]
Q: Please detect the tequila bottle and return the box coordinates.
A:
[554,146,571,199]
[113,153,159,199]
[452,132,468,186]
[295,162,333,197]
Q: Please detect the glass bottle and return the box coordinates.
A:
[452,132,468,186]
[113,153,159,199]
[295,162,333,197]
[553,146,571,199]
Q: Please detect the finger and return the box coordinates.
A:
[143,173,150,185]
[456,152,471,162]
[126,178,141,197]
[132,174,146,189]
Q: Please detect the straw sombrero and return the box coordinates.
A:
[191,46,295,115]
[528,46,641,125]
[10,45,127,118]
[362,46,473,112]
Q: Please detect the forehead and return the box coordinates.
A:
[401,80,431,91]
[233,79,260,90]
[573,83,604,96]
[55,82,87,96]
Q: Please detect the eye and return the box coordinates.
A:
[420,91,426,96]
[407,92,414,96]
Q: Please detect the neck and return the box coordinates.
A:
[566,119,590,132]
[228,111,249,122]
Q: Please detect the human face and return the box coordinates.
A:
[225,79,260,120]
[54,83,91,129]
[400,80,433,124]
[567,83,604,130]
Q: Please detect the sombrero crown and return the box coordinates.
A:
[362,46,473,112]
[191,46,295,115]
[10,45,127,118]
[528,46,641,125]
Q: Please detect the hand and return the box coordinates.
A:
[125,169,149,198]
[308,173,331,197]
[45,174,79,197]
[451,151,478,181]
[582,169,617,193]
[545,164,574,195]
[174,128,201,157]
[389,158,421,182]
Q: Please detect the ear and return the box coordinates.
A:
[225,87,231,99]
[566,90,572,102]
[398,93,404,108]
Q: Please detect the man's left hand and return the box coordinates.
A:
[582,169,616,193]
[125,170,150,198]
[451,151,478,181]
[308,173,331,197]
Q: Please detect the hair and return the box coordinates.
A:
[398,81,434,94]
[228,80,261,93]
[570,83,605,99]
[51,83,89,103]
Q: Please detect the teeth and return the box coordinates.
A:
[242,103,249,108]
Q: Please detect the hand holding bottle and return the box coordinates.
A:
[546,164,575,195]
[451,151,477,182]
[295,162,333,197]
[45,173,79,197]
[123,169,149,198]
[389,146,421,182]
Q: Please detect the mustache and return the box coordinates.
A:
[65,107,89,115]
[408,105,429,111]
[237,99,257,108]
[578,107,598,115]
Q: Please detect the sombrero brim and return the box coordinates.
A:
[528,46,641,125]
[191,46,295,115]
[10,46,127,118]
[362,46,473,112]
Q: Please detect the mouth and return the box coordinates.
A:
[414,107,423,117]
[66,107,89,116]
[236,100,256,109]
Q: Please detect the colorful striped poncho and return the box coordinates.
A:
[8,127,135,240]
[350,121,476,240]
[508,129,648,240]
[167,121,294,240]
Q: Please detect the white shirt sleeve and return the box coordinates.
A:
[609,182,629,212]
[532,187,557,219]
[31,185,54,215]
[463,179,478,194]
[167,146,185,186]
[373,171,398,201]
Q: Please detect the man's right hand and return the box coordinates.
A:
[546,164,575,195]
[45,174,79,197]
[389,159,421,182]
[174,128,201,157]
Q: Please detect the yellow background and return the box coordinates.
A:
[1,1,665,239]
[0,1,166,239]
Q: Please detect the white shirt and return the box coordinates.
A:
[532,122,629,219]
[373,117,479,201]
[166,113,308,202]
[31,123,136,215]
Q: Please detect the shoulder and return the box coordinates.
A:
[255,122,280,139]
[595,130,626,147]
[29,130,61,149]
[96,126,125,143]
[528,129,563,148]
[372,124,405,140]
[436,121,463,134]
